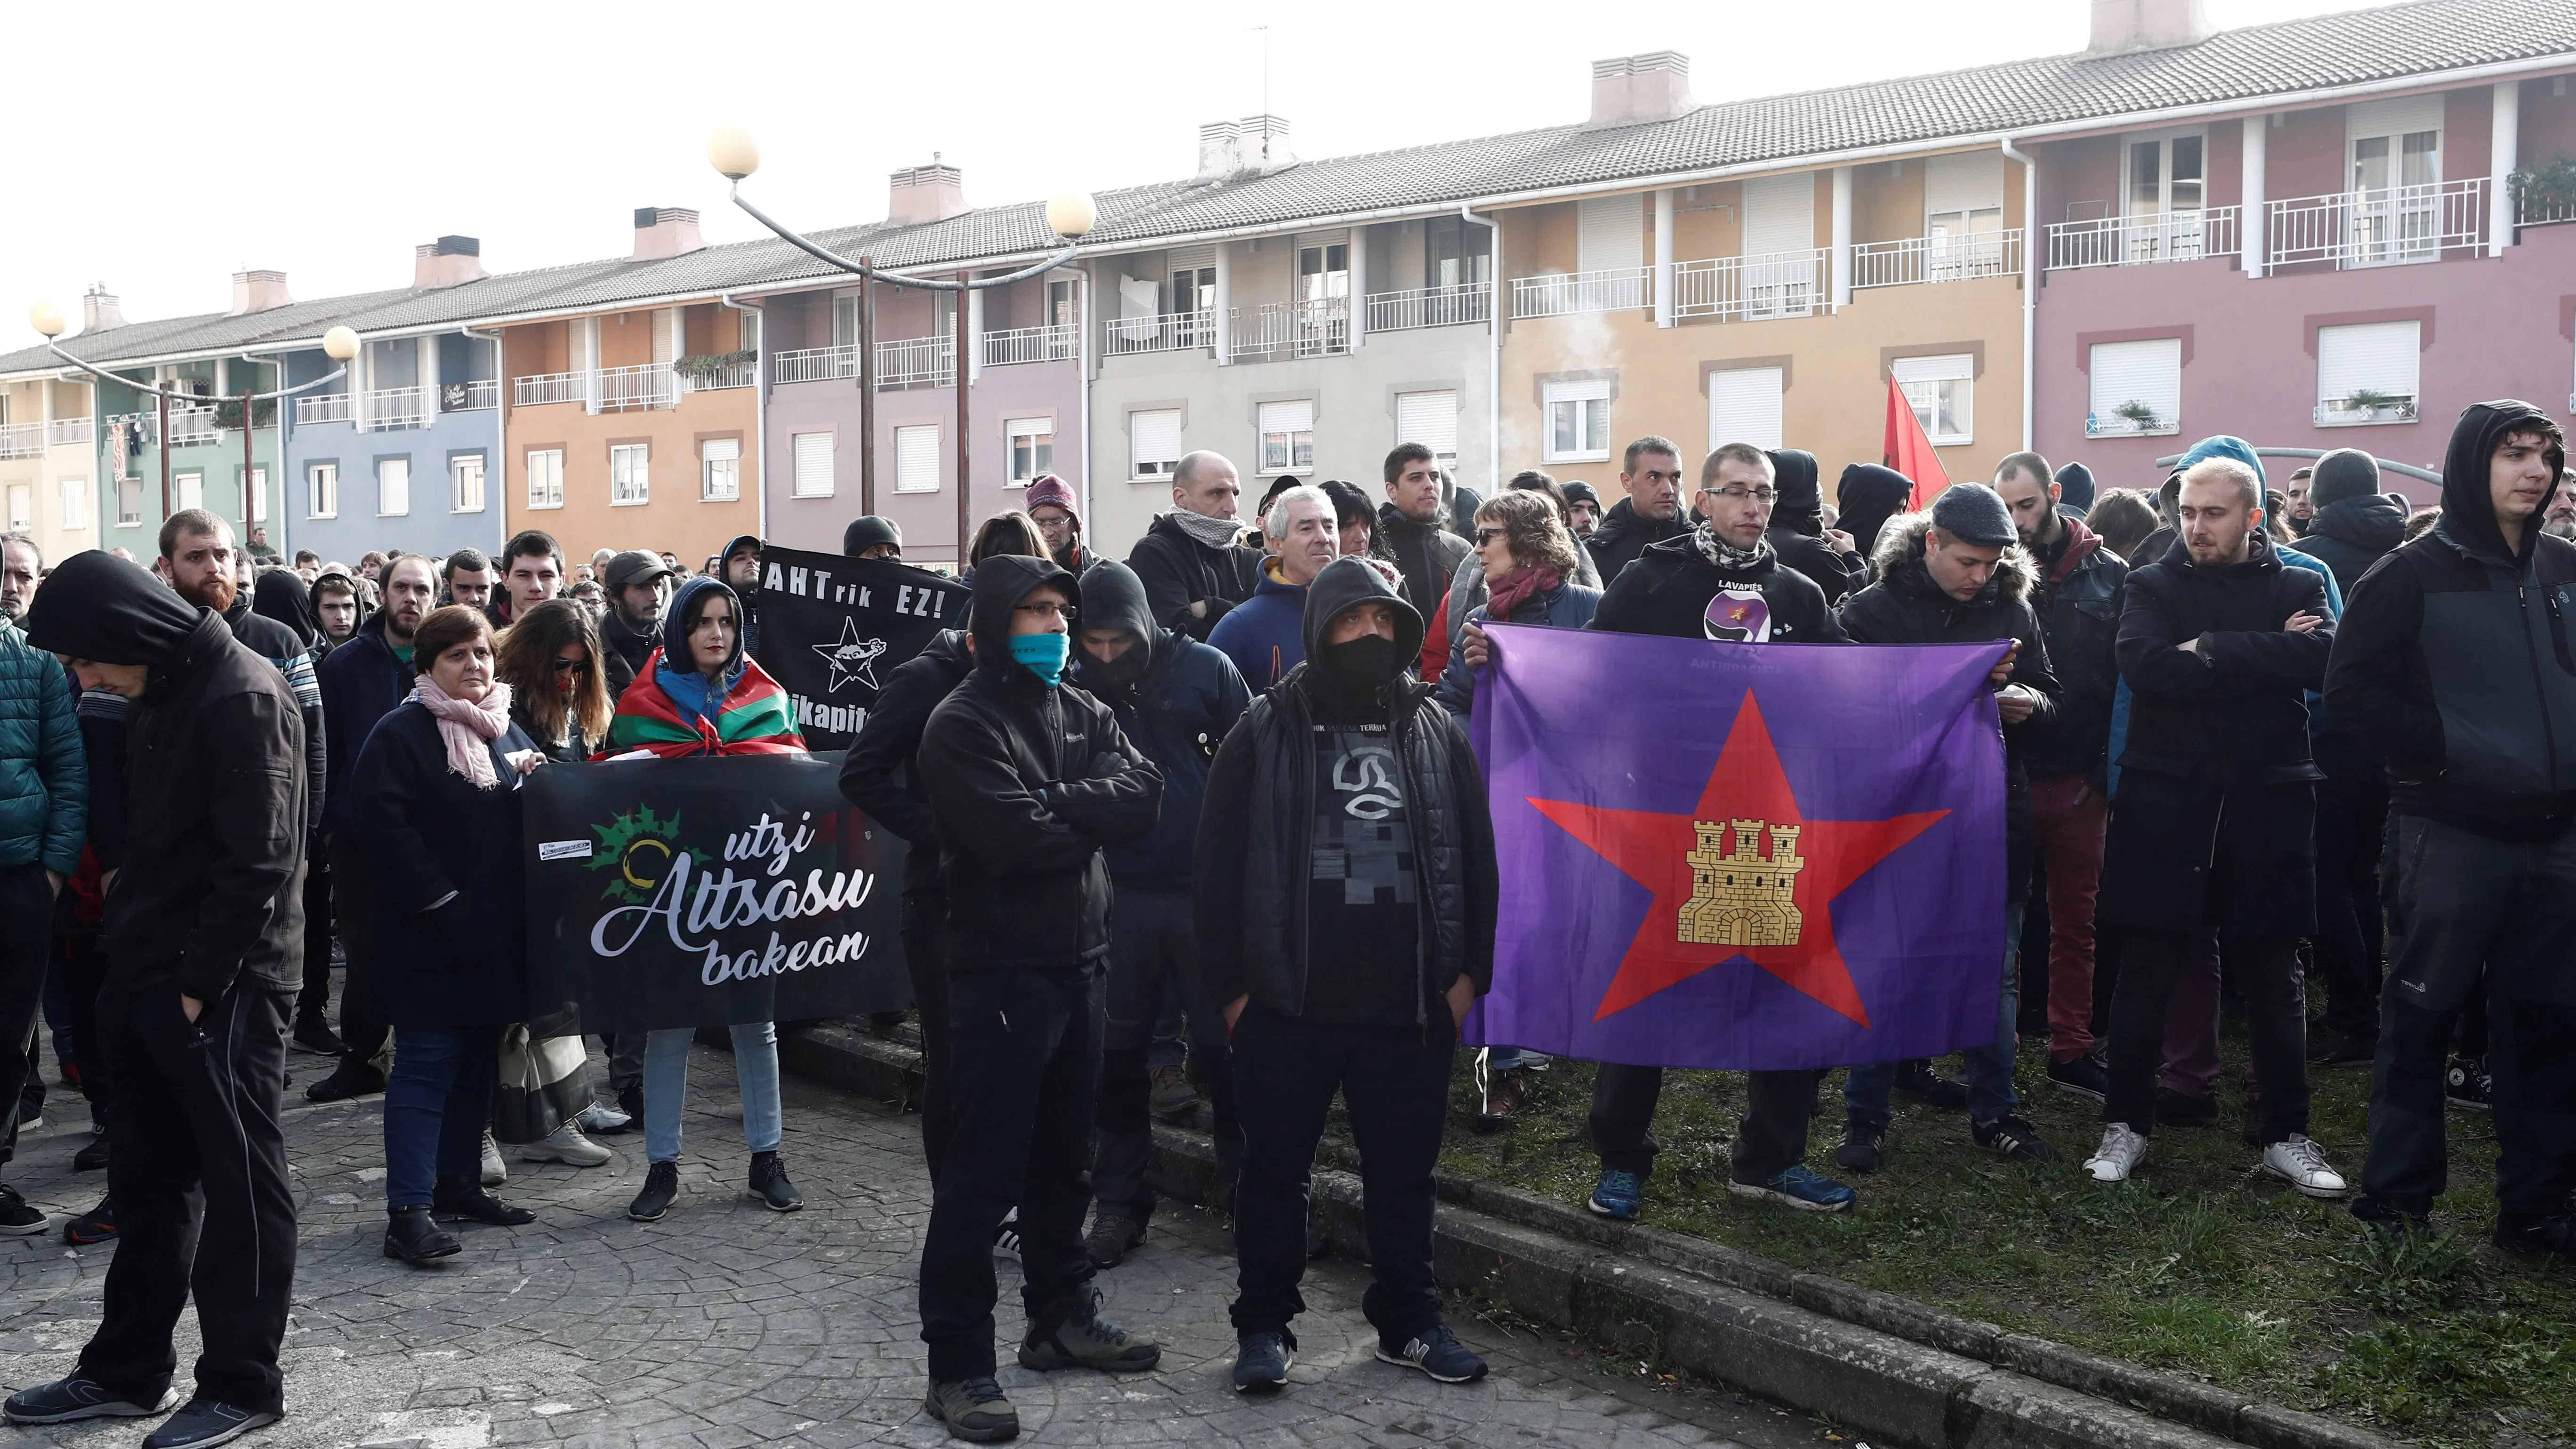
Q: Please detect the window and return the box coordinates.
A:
[376,458,410,516]
[1047,278,1077,329]
[791,432,834,498]
[307,462,338,519]
[1396,390,1459,462]
[895,425,940,492]
[1257,400,1315,475]
[1893,354,1974,446]
[176,471,203,512]
[2347,97,2443,266]
[525,449,564,509]
[701,438,741,501]
[116,477,142,527]
[1924,152,2008,276]
[59,478,86,529]
[441,455,481,514]
[1543,379,1611,463]
[5,485,27,533]
[1575,196,1642,275]
[2088,338,2183,436]
[1424,216,1491,292]
[2316,321,2421,425]
[2125,131,2206,217]
[610,444,649,506]
[1006,418,1053,485]
[1707,367,1785,452]
[734,309,760,354]
[1130,409,1182,480]
[241,466,268,523]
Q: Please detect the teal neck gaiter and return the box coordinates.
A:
[1008,632,1070,687]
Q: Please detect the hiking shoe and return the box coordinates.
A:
[302,1062,384,1103]
[2446,1055,2492,1111]
[2307,1025,2376,1068]
[2085,1123,2148,1183]
[1375,1323,1488,1384]
[1018,1292,1161,1373]
[1894,1059,1970,1111]
[576,1100,635,1135]
[73,1132,108,1172]
[3,1375,176,1425]
[2045,1053,2110,1102]
[1084,1210,1147,1269]
[1147,1064,1200,1122]
[993,1208,1022,1260]
[431,1176,534,1226]
[1973,1114,2063,1163]
[290,1017,345,1057]
[1833,1119,1884,1174]
[923,1377,1016,1443]
[2350,1196,2432,1239]
[0,1183,46,1236]
[1232,1331,1292,1393]
[1474,1065,1529,1134]
[478,1130,505,1187]
[2260,1134,2348,1198]
[62,1198,116,1246]
[520,1121,612,1168]
[1729,1164,1856,1211]
[628,1159,680,1222]
[142,1398,280,1449]
[749,1150,803,1211]
[2155,1089,2216,1127]
[1587,1168,1644,1220]
[2492,1212,2576,1262]
[384,1205,461,1264]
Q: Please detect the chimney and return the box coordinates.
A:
[1235,115,1295,173]
[412,235,486,291]
[631,207,706,261]
[1195,121,1244,182]
[82,284,125,332]
[889,158,970,225]
[2088,0,2214,53]
[1587,52,1694,128]
[227,269,292,316]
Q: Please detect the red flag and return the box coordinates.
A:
[1884,375,1949,510]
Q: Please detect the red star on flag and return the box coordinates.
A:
[1529,691,1949,1025]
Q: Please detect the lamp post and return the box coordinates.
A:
[31,304,359,539]
[707,125,1098,568]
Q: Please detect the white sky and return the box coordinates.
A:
[8,0,2361,330]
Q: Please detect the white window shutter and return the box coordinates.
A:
[1131,410,1183,476]
[792,432,834,497]
[1576,196,1643,274]
[1923,153,2006,219]
[2317,322,2421,402]
[1743,173,1818,255]
[2089,338,2182,427]
[1707,367,1785,452]
[1543,378,1611,406]
[895,425,940,491]
[1892,354,1973,385]
[1396,390,1459,459]
[701,437,740,463]
[1256,400,1314,436]
[1166,245,1216,274]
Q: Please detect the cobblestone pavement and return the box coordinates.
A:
[0,1041,1817,1449]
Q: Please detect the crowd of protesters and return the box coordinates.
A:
[0,391,2567,1445]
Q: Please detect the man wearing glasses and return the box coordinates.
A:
[1581,443,1857,1218]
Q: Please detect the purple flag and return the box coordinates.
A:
[1465,624,2009,1071]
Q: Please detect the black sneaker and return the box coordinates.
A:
[431,1177,534,1226]
[303,1063,384,1103]
[748,1150,803,1212]
[1833,1119,1884,1174]
[1017,1292,1162,1373]
[628,1159,680,1223]
[0,1183,47,1236]
[1893,1060,1969,1112]
[63,1198,116,1246]
[1973,1114,2063,1162]
[383,1206,460,1264]
[2306,1025,2376,1068]
[2044,1053,2110,1102]
[73,1132,108,1172]
[616,1083,645,1124]
[142,1398,279,1449]
[923,1376,1016,1443]
[2349,1195,2432,1239]
[1375,1322,1488,1384]
[2,1375,174,1424]
[2493,1212,2576,1262]
[2446,1055,2493,1111]
[1232,1331,1292,1393]
[1084,1209,1147,1268]
[2155,1088,2217,1127]
[290,1017,345,1057]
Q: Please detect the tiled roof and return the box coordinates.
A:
[9,0,2568,373]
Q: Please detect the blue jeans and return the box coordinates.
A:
[643,1023,782,1164]
[1846,904,2024,1130]
[383,1025,497,1208]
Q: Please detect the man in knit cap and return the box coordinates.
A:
[1025,475,1088,574]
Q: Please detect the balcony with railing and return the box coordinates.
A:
[773,345,861,385]
[596,364,676,411]
[453,378,501,411]
[1104,310,1214,357]
[295,392,353,426]
[0,422,41,459]
[676,356,758,393]
[167,406,220,445]
[1852,229,2024,289]
[1364,282,1492,333]
[362,386,426,431]
[981,323,1079,368]
[1670,248,1832,322]
[1512,266,1651,319]
[2085,406,2180,439]
[514,371,588,406]
[2268,179,2486,270]
[2045,209,2240,272]
[2519,189,2576,228]
[876,336,955,388]
[1229,298,1350,362]
[2315,393,2420,427]
[47,417,90,447]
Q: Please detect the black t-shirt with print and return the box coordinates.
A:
[1301,719,1425,1024]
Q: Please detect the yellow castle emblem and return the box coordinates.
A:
[1677,818,1806,948]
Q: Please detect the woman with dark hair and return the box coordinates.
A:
[349,606,545,1264]
[1321,479,1387,561]
[960,510,1045,585]
[601,577,808,1222]
[498,599,614,764]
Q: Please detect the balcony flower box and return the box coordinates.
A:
[2085,408,2177,439]
[2315,394,2417,427]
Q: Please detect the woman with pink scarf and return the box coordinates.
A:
[347,605,547,1264]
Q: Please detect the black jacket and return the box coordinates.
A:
[316,610,412,839]
[223,597,328,837]
[1584,496,1691,587]
[1125,512,1264,643]
[348,702,534,1028]
[108,611,309,1000]
[2098,531,2332,937]
[1195,557,1497,1021]
[600,604,659,701]
[838,628,973,897]
[1589,530,1847,644]
[1378,501,1472,620]
[1764,449,1870,606]
[917,555,1163,972]
[1072,561,1252,892]
[2325,400,2576,837]
[1839,517,2060,903]
[2298,493,2408,601]
[2022,515,2130,786]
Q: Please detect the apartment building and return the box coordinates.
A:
[0,305,96,566]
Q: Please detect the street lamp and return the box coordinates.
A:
[709,125,1097,565]
[32,303,360,533]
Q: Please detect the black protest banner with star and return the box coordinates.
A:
[753,546,970,749]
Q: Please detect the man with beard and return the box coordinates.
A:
[1584,437,1691,585]
[1561,481,1604,539]
[598,550,675,701]
[0,532,85,1237]
[719,535,764,661]
[2543,471,2576,541]
[1377,444,1470,618]
[160,513,325,855]
[1025,475,1089,574]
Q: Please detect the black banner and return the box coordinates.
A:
[755,545,971,751]
[524,753,910,1031]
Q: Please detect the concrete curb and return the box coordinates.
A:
[771,1021,2404,1449]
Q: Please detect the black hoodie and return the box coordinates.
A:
[2325,400,2576,837]
[915,554,1163,972]
[1072,561,1252,891]
[838,627,972,898]
[719,533,763,660]
[1834,464,1914,557]
[1764,448,1869,605]
[1584,495,1691,587]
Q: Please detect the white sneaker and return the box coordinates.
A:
[519,1121,613,1168]
[2085,1123,2148,1183]
[480,1129,506,1187]
[576,1101,632,1135]
[2260,1134,2348,1198]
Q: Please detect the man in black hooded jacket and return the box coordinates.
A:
[719,533,764,661]
[913,553,1166,1441]
[2327,402,2576,1257]
[1584,436,1691,586]
[12,551,304,1445]
[1763,448,1867,605]
[1196,555,1498,1395]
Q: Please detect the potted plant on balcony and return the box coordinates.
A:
[212,397,277,431]
[2328,388,2415,425]
[2114,399,2164,434]
[2509,152,2576,227]
[674,350,756,385]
